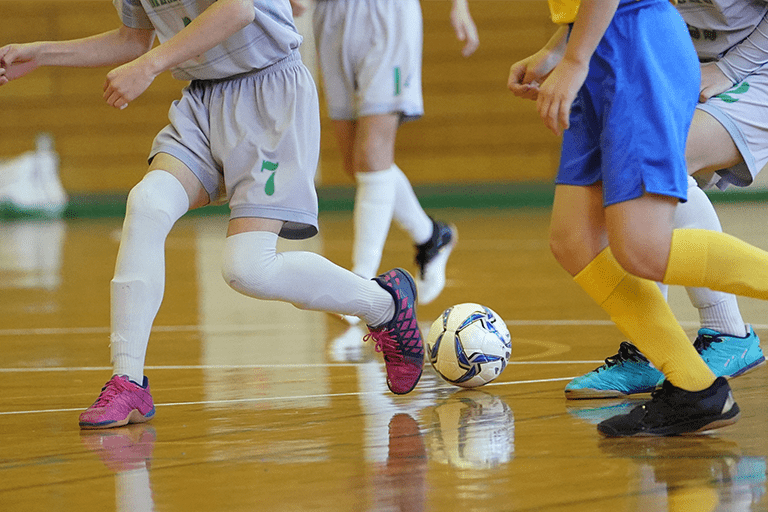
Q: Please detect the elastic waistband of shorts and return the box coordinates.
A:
[191,50,302,85]
[616,0,668,11]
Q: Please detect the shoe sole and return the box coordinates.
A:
[565,385,658,400]
[79,408,155,430]
[726,356,766,378]
[388,366,423,395]
[598,405,741,437]
[567,356,766,400]
[417,224,457,305]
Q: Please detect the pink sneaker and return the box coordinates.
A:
[79,375,155,430]
[365,268,424,394]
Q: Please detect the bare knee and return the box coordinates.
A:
[352,142,394,174]
[549,226,602,276]
[549,228,579,270]
[610,243,668,282]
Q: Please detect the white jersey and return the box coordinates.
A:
[676,0,768,82]
[112,0,302,80]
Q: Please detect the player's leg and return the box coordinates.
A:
[224,216,394,326]
[680,109,765,375]
[576,1,745,435]
[221,56,423,395]
[569,193,738,436]
[677,110,744,336]
[80,155,206,429]
[674,178,744,334]
[343,114,454,304]
[566,111,762,399]
[551,186,714,390]
[672,177,764,375]
[335,114,399,282]
[552,184,670,398]
[686,108,742,178]
[222,221,423,394]
[326,116,396,327]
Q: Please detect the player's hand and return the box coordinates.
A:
[508,57,542,101]
[103,57,157,110]
[508,49,561,101]
[0,43,41,86]
[289,0,308,17]
[699,62,733,103]
[450,2,479,57]
[536,58,588,136]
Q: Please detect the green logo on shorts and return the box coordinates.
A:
[261,160,279,196]
[716,81,749,103]
[394,67,401,96]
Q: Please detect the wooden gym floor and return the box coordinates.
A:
[1,204,767,511]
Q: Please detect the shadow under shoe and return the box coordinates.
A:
[597,377,740,437]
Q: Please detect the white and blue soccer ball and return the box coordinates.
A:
[425,303,512,388]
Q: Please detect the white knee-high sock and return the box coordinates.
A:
[353,169,397,279]
[222,231,394,326]
[672,177,746,336]
[390,164,433,246]
[111,171,189,383]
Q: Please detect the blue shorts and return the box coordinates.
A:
[556,0,699,206]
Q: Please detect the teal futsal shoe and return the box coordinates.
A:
[694,326,765,379]
[565,342,664,399]
[566,326,765,400]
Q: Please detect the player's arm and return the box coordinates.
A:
[450,0,480,57]
[701,11,768,101]
[103,0,256,109]
[537,0,619,135]
[0,27,155,86]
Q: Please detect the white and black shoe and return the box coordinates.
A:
[414,219,457,305]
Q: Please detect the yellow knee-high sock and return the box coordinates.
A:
[575,248,715,391]
[664,229,768,299]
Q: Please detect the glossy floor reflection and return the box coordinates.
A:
[1,205,768,511]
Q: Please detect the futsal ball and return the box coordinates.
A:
[425,303,512,388]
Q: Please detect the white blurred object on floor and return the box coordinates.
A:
[0,219,66,290]
[0,133,68,217]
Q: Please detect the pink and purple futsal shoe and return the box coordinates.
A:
[79,375,155,430]
[365,268,424,394]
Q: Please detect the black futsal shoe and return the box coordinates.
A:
[597,377,740,437]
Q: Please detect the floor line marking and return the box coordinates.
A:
[0,319,728,337]
[0,361,603,373]
[0,377,577,416]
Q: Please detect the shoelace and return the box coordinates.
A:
[363,330,404,364]
[598,341,648,371]
[693,332,719,353]
[645,384,681,412]
[92,378,128,407]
